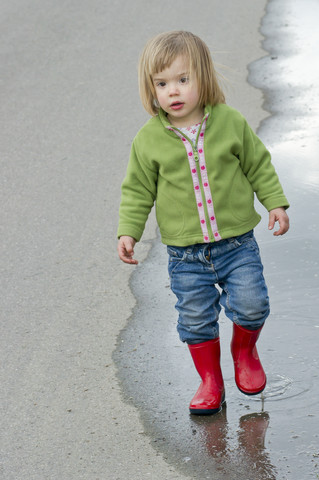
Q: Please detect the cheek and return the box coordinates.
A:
[155,91,166,107]
[188,89,200,104]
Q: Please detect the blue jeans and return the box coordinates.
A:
[167,231,270,344]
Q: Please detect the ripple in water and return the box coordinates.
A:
[248,373,311,402]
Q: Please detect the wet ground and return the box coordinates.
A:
[114,1,319,479]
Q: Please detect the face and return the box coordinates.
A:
[152,55,204,128]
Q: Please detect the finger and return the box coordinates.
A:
[273,218,289,236]
[122,256,138,265]
[118,245,138,264]
[268,213,276,230]
[119,251,138,264]
[273,225,283,236]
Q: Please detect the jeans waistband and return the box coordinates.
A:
[167,230,255,263]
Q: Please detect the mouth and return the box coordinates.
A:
[170,102,184,110]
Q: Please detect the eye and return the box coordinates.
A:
[180,76,189,84]
[156,81,166,88]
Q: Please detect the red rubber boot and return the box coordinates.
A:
[188,338,225,415]
[230,324,266,395]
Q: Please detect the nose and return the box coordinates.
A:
[168,83,179,96]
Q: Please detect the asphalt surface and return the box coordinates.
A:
[3,1,317,479]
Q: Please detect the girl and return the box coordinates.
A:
[117,31,289,415]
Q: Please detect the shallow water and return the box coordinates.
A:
[114,1,319,478]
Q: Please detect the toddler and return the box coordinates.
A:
[117,31,289,415]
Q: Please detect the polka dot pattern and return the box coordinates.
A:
[197,117,221,241]
[168,115,221,242]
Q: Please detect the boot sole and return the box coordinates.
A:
[238,385,266,396]
[189,406,222,415]
[189,393,226,416]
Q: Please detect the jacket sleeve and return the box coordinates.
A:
[117,140,158,241]
[239,120,289,211]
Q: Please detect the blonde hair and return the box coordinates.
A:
[138,30,226,116]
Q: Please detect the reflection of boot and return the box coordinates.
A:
[188,338,225,415]
[191,403,228,457]
[238,412,276,479]
[230,324,266,395]
[238,412,269,450]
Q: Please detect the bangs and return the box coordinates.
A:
[149,36,190,75]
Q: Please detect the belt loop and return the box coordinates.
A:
[204,245,210,262]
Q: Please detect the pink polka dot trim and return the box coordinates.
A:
[171,114,219,244]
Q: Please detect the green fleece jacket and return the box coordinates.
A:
[118,104,289,246]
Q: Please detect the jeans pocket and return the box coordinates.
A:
[167,246,189,277]
[167,245,187,260]
[240,236,260,256]
[231,231,259,254]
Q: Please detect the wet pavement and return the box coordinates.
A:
[114,1,319,478]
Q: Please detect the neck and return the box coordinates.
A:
[167,109,204,128]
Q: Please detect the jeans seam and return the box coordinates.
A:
[222,283,238,322]
[169,259,184,276]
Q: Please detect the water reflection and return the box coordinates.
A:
[249,0,319,190]
[238,412,275,479]
[191,407,277,479]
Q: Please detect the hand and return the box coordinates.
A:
[118,236,138,264]
[268,207,290,236]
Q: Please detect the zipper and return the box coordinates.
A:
[168,129,200,162]
[193,146,199,162]
[166,113,220,242]
[168,113,208,159]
